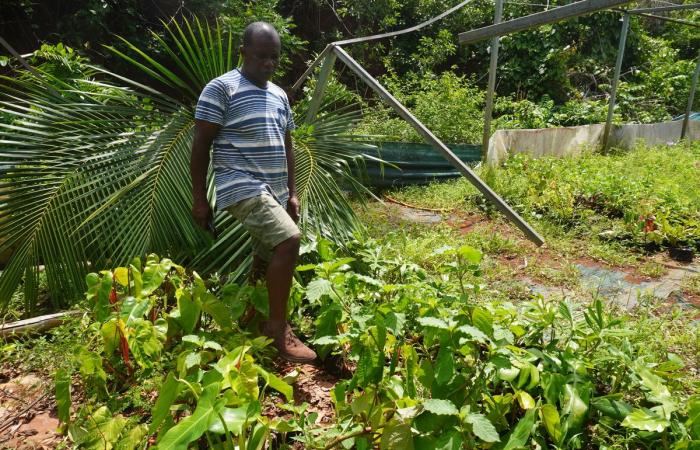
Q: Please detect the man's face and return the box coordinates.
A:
[241,36,281,84]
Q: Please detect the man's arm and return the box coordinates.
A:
[285,130,299,223]
[190,119,221,231]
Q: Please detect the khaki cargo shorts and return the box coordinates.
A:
[226,194,300,262]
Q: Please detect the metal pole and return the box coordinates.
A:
[292,45,332,92]
[602,12,630,153]
[631,3,700,13]
[682,53,700,140]
[482,0,504,161]
[459,0,633,44]
[304,51,337,124]
[333,45,545,246]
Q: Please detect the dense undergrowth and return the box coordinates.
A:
[391,141,700,252]
[3,237,696,449]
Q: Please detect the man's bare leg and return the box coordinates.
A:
[266,234,300,327]
[263,233,316,362]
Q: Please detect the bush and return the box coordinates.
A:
[354,70,484,144]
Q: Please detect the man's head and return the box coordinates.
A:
[240,22,281,86]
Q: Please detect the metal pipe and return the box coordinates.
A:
[630,3,700,13]
[332,45,545,246]
[291,44,332,92]
[459,0,633,44]
[304,52,337,124]
[629,11,700,27]
[602,13,630,153]
[333,0,475,46]
[682,53,700,140]
[482,0,505,161]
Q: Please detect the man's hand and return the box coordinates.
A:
[287,194,300,223]
[192,199,214,235]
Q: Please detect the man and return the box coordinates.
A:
[190,21,316,363]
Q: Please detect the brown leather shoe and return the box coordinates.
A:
[261,322,317,363]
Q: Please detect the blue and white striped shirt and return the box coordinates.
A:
[194,69,295,210]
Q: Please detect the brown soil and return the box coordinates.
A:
[0,374,64,449]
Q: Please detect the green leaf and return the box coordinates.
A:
[494,408,535,450]
[621,408,671,433]
[465,413,500,443]
[435,345,455,386]
[591,395,633,421]
[457,324,488,343]
[472,307,493,337]
[540,404,562,443]
[55,369,71,424]
[380,421,414,450]
[515,391,536,410]
[256,366,293,401]
[141,255,172,297]
[114,424,148,450]
[100,319,120,355]
[306,278,334,302]
[149,372,182,434]
[417,316,449,330]
[423,399,459,416]
[201,295,233,330]
[208,406,247,435]
[175,290,201,334]
[155,383,222,450]
[562,384,589,435]
[434,429,463,450]
[114,267,129,287]
[457,245,482,264]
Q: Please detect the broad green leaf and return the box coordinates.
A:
[120,297,151,326]
[591,395,633,421]
[208,406,247,435]
[540,404,562,442]
[516,391,536,410]
[306,278,334,302]
[149,372,182,434]
[141,255,172,297]
[435,429,463,450]
[55,369,71,424]
[494,408,535,450]
[155,383,222,450]
[380,421,414,450]
[100,319,120,355]
[621,408,670,432]
[472,307,493,337]
[417,316,449,330]
[175,290,201,334]
[423,399,459,416]
[114,424,148,450]
[562,384,589,435]
[256,366,293,401]
[128,319,164,369]
[69,406,127,450]
[114,267,129,286]
[435,345,455,386]
[458,324,488,343]
[246,423,270,450]
[201,295,233,330]
[458,245,482,264]
[465,413,500,443]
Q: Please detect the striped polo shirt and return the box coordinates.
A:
[194,69,295,210]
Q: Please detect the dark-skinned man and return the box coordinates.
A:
[190,21,316,363]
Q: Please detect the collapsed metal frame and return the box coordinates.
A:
[294,0,669,246]
[601,4,700,150]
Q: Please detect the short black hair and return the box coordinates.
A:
[242,22,280,47]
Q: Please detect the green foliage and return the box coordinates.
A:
[57,254,298,449]
[355,71,484,143]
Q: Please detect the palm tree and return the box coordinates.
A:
[0,18,372,312]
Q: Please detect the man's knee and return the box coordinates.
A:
[275,233,301,257]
